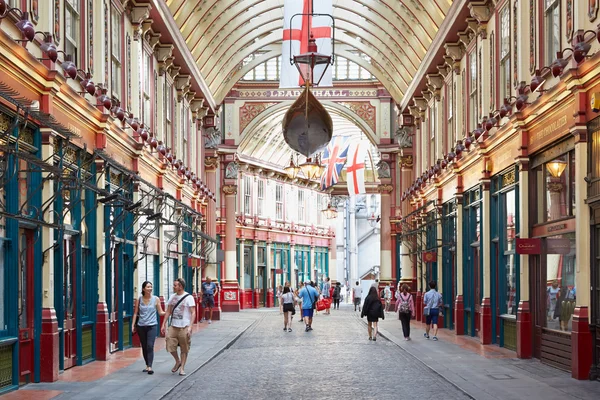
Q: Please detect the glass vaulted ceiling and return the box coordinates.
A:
[165,0,453,104]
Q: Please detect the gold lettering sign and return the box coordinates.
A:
[547,223,566,232]
[528,104,573,153]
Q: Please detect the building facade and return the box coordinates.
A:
[397,0,599,380]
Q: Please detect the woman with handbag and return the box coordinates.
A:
[132,281,166,375]
[281,286,296,332]
[361,286,385,341]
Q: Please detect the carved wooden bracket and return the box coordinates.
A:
[129,2,151,25]
[222,185,238,195]
[427,74,443,90]
[412,97,427,111]
[169,65,182,80]
[158,57,174,76]
[444,42,464,67]
[147,32,162,50]
[377,184,394,194]
[468,1,493,38]
[141,19,154,36]
[204,156,219,170]
[154,43,174,62]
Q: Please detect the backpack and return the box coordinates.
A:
[398,294,411,314]
[333,286,340,298]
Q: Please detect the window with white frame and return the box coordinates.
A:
[111,6,122,99]
[275,184,283,220]
[469,52,478,130]
[142,51,151,127]
[500,5,511,102]
[316,194,323,225]
[257,180,264,216]
[64,0,80,63]
[545,0,560,66]
[182,106,189,164]
[244,176,252,215]
[298,189,305,222]
[429,103,436,164]
[447,78,454,150]
[164,78,171,147]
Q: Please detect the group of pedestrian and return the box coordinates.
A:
[353,279,443,342]
[132,276,219,376]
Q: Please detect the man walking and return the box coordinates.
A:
[353,281,363,312]
[161,278,196,376]
[201,276,219,324]
[332,282,341,310]
[297,280,320,332]
[423,280,444,341]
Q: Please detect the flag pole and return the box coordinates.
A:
[367,149,376,182]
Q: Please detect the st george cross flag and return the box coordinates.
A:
[320,136,349,190]
[346,142,367,195]
[280,0,333,88]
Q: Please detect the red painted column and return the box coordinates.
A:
[455,295,465,335]
[480,297,493,344]
[516,300,532,358]
[415,291,423,322]
[571,306,593,379]
[96,303,110,360]
[40,308,59,382]
[221,185,240,312]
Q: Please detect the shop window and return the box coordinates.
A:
[0,238,4,333]
[243,245,252,289]
[65,0,81,64]
[544,0,560,66]
[142,51,151,127]
[111,6,122,99]
[446,78,454,151]
[545,233,576,332]
[534,151,575,224]
[164,79,172,147]
[504,189,518,315]
[499,5,511,102]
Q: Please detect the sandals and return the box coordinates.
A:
[171,362,182,373]
[147,370,154,375]
[179,371,186,376]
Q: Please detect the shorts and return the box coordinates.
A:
[202,294,215,308]
[166,326,191,353]
[426,308,440,325]
[301,308,314,318]
[353,297,361,306]
[283,303,295,315]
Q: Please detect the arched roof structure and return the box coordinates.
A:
[237,101,379,170]
[165,0,453,104]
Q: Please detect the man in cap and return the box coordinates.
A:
[201,276,219,324]
[297,280,320,332]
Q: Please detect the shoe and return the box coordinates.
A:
[283,327,287,331]
[369,337,372,341]
[171,362,182,373]
[147,370,154,375]
[432,336,438,341]
[200,318,205,323]
[424,333,430,339]
[208,320,212,324]
[404,337,409,341]
[142,368,149,372]
[407,337,411,341]
[308,326,313,331]
[288,328,292,332]
[305,326,310,332]
[373,338,376,341]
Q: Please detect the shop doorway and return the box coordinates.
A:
[592,223,600,379]
[258,266,265,307]
[18,229,34,382]
[62,236,77,370]
[109,244,121,353]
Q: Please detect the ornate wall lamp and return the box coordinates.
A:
[0,3,35,42]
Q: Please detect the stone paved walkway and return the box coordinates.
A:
[8,305,600,400]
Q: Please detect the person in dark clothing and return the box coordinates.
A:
[361,286,385,341]
[332,282,341,310]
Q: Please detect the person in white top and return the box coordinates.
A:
[353,281,363,312]
[161,278,196,376]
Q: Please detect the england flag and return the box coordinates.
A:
[346,142,367,195]
[280,0,333,88]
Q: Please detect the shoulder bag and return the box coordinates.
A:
[168,294,190,326]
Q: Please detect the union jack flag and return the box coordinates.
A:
[320,136,349,190]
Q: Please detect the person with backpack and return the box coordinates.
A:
[332,282,341,310]
[361,286,385,341]
[395,283,415,340]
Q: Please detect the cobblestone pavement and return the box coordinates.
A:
[165,306,470,400]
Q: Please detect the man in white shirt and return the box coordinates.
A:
[161,278,196,376]
[352,281,363,312]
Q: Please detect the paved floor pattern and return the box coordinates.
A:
[165,307,470,400]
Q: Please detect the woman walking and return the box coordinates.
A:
[132,281,166,374]
[361,286,385,341]
[395,284,415,340]
[281,286,296,332]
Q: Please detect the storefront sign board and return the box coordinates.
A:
[516,238,542,254]
[546,238,571,254]
[528,104,574,153]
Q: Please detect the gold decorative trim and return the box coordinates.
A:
[204,156,219,170]
[377,184,394,194]
[222,185,237,195]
